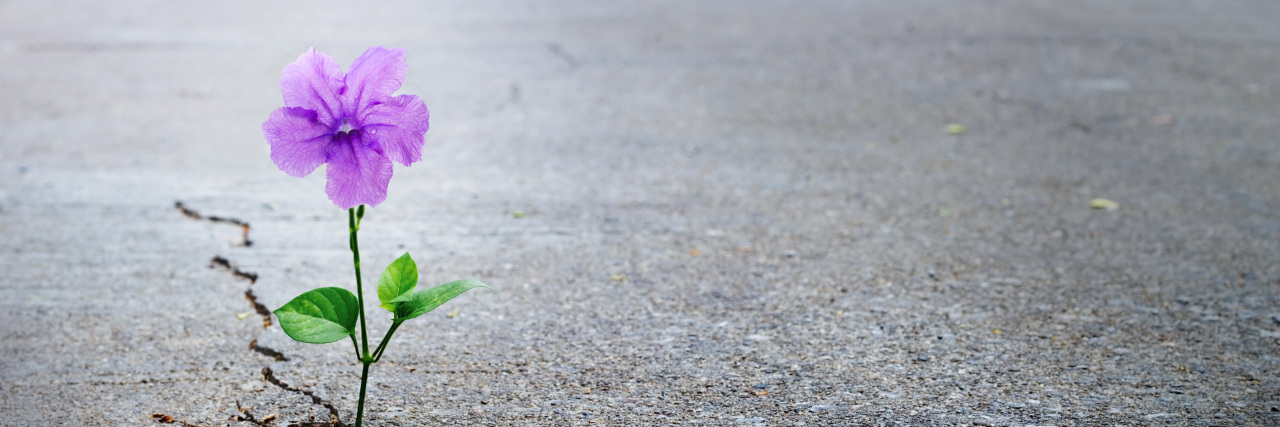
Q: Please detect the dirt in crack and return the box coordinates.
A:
[231,400,275,426]
[210,255,259,283]
[263,367,344,427]
[150,413,223,427]
[244,289,274,329]
[175,200,253,246]
[250,339,289,362]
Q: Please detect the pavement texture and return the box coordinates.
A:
[1,1,1278,425]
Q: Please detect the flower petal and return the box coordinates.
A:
[263,107,333,177]
[343,46,407,116]
[360,94,430,166]
[324,132,393,208]
[280,48,345,125]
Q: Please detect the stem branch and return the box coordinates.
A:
[349,333,361,360]
[372,321,403,363]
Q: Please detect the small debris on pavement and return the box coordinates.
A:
[1090,198,1120,210]
[946,124,967,135]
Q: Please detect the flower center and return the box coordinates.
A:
[337,118,356,134]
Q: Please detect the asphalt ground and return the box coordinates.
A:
[1,1,1278,425]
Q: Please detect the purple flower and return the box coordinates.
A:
[263,46,430,208]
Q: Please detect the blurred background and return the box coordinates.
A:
[1,1,1277,425]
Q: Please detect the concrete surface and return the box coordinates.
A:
[2,0,1278,425]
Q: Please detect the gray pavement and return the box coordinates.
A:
[2,0,1278,425]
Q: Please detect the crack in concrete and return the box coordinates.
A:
[176,201,253,246]
[243,289,273,329]
[210,256,259,284]
[249,339,289,362]
[261,367,344,427]
[546,42,578,68]
[206,255,269,329]
[174,201,348,426]
[176,202,346,426]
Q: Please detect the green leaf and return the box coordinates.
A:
[377,253,418,311]
[273,287,359,344]
[394,279,490,321]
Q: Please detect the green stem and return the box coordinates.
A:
[355,361,370,427]
[372,321,403,363]
[349,207,369,358]
[348,206,372,427]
